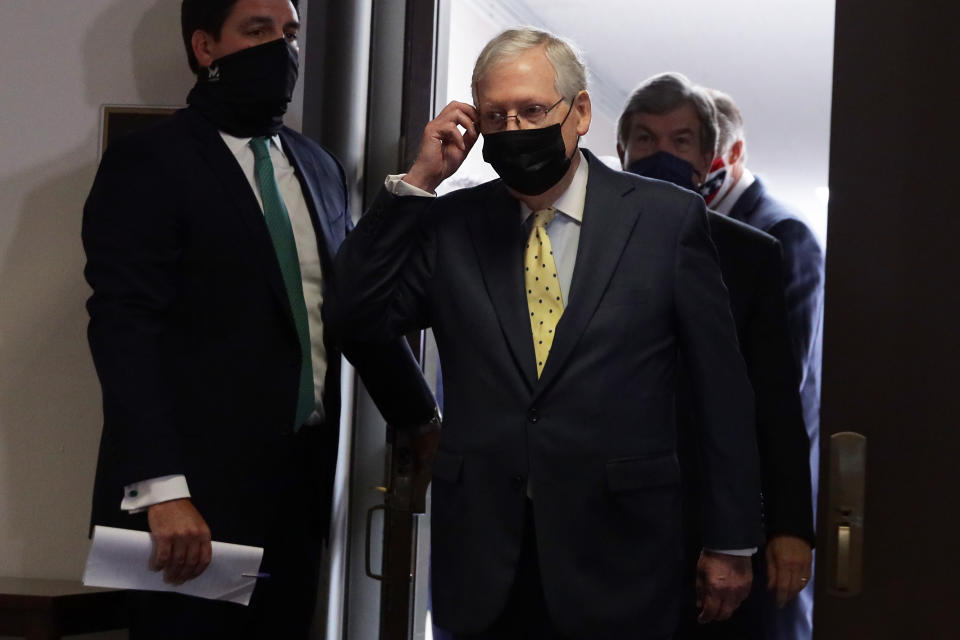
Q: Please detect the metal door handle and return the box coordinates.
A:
[827,432,866,597]
[365,504,386,581]
[836,524,851,590]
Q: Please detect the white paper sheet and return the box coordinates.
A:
[83,526,265,606]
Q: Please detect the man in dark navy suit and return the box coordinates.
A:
[82,1,435,638]
[329,29,760,639]
[704,88,825,640]
[617,73,815,639]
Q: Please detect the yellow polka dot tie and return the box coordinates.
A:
[525,207,564,377]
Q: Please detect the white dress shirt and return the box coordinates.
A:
[122,132,328,512]
[712,168,756,216]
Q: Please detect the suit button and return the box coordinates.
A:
[527,408,539,423]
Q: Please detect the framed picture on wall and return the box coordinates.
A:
[99,105,183,159]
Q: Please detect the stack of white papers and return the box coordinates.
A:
[83,526,265,606]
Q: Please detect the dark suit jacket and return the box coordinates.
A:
[677,213,815,621]
[728,179,824,468]
[328,150,760,638]
[83,107,434,550]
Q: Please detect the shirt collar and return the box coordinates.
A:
[520,149,589,224]
[714,167,756,215]
[219,131,285,160]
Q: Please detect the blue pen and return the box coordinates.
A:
[241,572,271,579]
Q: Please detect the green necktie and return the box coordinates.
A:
[250,137,315,430]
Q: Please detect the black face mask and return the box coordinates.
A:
[624,151,698,193]
[482,104,576,196]
[187,38,298,137]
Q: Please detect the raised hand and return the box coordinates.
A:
[403,101,480,193]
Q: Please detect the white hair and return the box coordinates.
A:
[707,88,746,156]
[471,27,587,105]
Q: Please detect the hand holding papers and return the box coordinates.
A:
[83,526,264,606]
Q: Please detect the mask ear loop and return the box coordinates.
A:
[558,98,579,161]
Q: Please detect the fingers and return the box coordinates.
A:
[699,580,750,622]
[449,106,480,148]
[149,535,170,572]
[155,527,211,584]
[696,551,752,623]
[407,101,480,192]
[147,499,213,584]
[785,571,807,606]
[698,591,723,623]
[765,543,779,590]
[427,107,479,155]
[766,544,793,607]
[432,121,470,153]
[773,569,806,608]
[165,535,191,585]
[440,100,479,130]
[766,535,813,607]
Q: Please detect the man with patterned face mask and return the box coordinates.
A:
[329,29,760,639]
[82,1,436,637]
[705,87,825,640]
[618,73,815,640]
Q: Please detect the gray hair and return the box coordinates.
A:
[706,88,745,157]
[471,28,587,105]
[617,72,718,158]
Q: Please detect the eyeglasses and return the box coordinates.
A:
[479,97,567,132]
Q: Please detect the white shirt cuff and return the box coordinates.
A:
[121,474,191,513]
[385,174,436,198]
[705,547,757,557]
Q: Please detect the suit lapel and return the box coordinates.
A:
[533,153,644,398]
[279,130,340,273]
[182,109,293,326]
[728,178,763,226]
[467,182,538,391]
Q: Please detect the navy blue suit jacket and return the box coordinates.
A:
[83,107,434,548]
[728,179,824,480]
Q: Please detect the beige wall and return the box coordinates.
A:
[0,0,307,587]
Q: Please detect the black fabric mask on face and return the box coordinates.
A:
[625,151,698,193]
[187,38,298,138]
[482,103,576,196]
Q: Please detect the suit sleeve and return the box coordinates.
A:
[743,239,815,545]
[767,219,825,387]
[327,186,436,343]
[82,140,185,487]
[674,196,761,550]
[325,181,437,429]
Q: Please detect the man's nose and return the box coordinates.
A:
[505,115,522,131]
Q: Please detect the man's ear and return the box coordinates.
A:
[616,142,625,168]
[191,30,217,69]
[573,90,592,136]
[727,139,744,166]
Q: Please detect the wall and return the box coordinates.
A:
[0,0,306,619]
